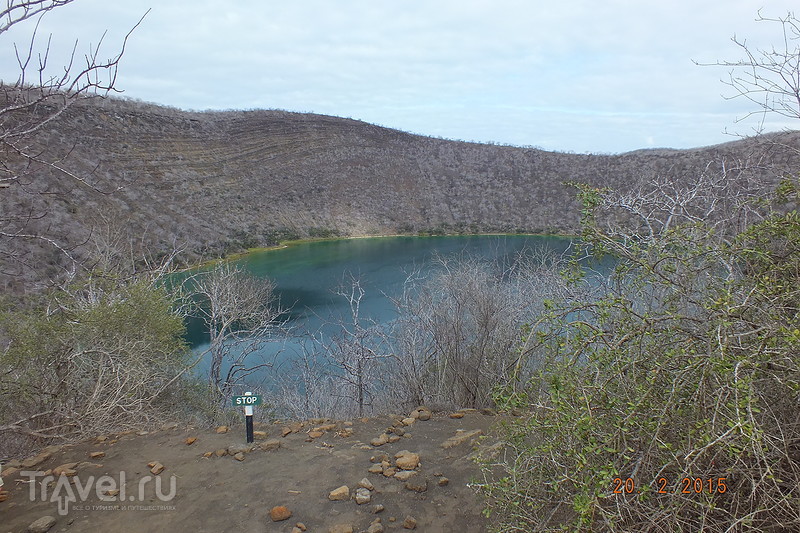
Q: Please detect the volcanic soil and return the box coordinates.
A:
[1,408,506,533]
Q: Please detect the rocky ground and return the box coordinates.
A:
[0,407,507,533]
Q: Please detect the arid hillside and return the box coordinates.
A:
[3,96,800,291]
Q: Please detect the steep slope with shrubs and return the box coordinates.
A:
[2,95,799,291]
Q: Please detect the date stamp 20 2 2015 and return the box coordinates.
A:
[612,476,728,495]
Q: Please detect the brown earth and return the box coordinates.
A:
[0,410,506,533]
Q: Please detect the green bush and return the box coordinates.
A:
[478,180,800,532]
[0,273,193,456]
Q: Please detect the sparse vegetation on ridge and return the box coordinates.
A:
[2,92,800,293]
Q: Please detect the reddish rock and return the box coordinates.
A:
[269,505,292,521]
[395,452,420,470]
[52,463,78,476]
[370,433,390,446]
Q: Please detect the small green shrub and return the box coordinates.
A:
[477,181,800,532]
[0,272,195,456]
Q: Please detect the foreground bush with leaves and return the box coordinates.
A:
[0,272,193,457]
[478,173,800,532]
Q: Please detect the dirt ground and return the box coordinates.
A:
[0,409,505,533]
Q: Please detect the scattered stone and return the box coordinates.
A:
[295,522,307,531]
[355,487,371,504]
[21,452,51,469]
[401,418,415,427]
[394,470,416,482]
[336,427,354,437]
[387,435,401,443]
[103,489,120,497]
[1,466,19,478]
[405,477,428,493]
[328,525,353,533]
[53,463,78,477]
[27,516,57,533]
[89,451,105,459]
[291,528,303,533]
[0,491,9,502]
[367,518,384,533]
[148,462,165,475]
[185,437,197,446]
[395,452,420,470]
[344,421,353,427]
[358,478,375,490]
[308,430,325,439]
[281,427,294,437]
[233,452,245,462]
[309,418,327,425]
[328,485,350,501]
[382,467,397,477]
[438,476,450,486]
[161,422,179,430]
[136,431,149,436]
[214,449,228,457]
[449,412,465,419]
[370,454,389,463]
[441,429,483,449]
[269,505,292,521]
[253,430,268,440]
[480,408,497,416]
[370,433,390,447]
[410,406,432,421]
[371,504,385,514]
[227,443,252,455]
[202,452,213,458]
[392,426,405,436]
[259,439,282,452]
[368,464,384,474]
[215,426,229,434]
[316,423,337,432]
[403,516,418,529]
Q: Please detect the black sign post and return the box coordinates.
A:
[231,392,262,444]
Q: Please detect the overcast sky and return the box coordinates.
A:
[1,0,798,153]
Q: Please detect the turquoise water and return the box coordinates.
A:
[186,234,574,385]
[187,235,572,344]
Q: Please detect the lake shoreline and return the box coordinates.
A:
[190,231,578,271]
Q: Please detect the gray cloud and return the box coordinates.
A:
[0,0,796,153]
